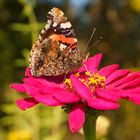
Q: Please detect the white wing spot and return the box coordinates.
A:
[53,22,57,27]
[41,29,45,34]
[60,22,72,29]
[39,35,41,41]
[60,43,67,50]
[74,38,78,43]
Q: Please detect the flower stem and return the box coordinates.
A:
[83,116,97,140]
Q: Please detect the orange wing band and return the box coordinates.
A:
[49,34,77,46]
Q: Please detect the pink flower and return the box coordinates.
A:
[10,53,140,133]
[70,53,140,111]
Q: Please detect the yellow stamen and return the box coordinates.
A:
[75,72,80,77]
[64,78,72,88]
[89,77,97,85]
[87,72,106,88]
[85,71,91,76]
[80,79,88,86]
[99,76,106,81]
[100,83,106,87]
[94,73,100,79]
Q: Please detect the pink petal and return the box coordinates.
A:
[70,75,92,101]
[23,78,43,88]
[119,88,140,97]
[23,78,46,87]
[118,78,140,89]
[23,78,55,92]
[23,77,61,88]
[106,70,130,85]
[24,84,40,96]
[39,86,58,95]
[109,73,138,87]
[135,71,140,75]
[126,94,140,105]
[99,64,119,77]
[25,68,31,77]
[36,94,62,106]
[96,88,121,102]
[88,97,119,110]
[68,103,85,133]
[24,84,62,106]
[16,97,38,110]
[52,88,80,103]
[10,83,26,92]
[78,53,102,73]
[120,89,140,105]
[127,87,140,94]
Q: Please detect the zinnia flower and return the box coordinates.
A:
[10,53,140,133]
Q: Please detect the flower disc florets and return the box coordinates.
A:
[64,71,106,93]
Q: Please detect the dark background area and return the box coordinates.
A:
[0,0,140,139]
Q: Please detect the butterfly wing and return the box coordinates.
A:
[29,7,81,76]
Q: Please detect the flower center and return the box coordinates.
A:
[84,72,106,91]
[85,72,105,86]
[64,71,106,92]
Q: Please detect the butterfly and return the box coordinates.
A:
[29,7,83,76]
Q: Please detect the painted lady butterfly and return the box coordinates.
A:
[29,7,83,76]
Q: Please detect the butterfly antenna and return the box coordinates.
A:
[86,36,102,52]
[86,28,96,49]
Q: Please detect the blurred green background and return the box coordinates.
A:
[1,0,140,140]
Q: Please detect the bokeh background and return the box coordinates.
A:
[1,0,140,140]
